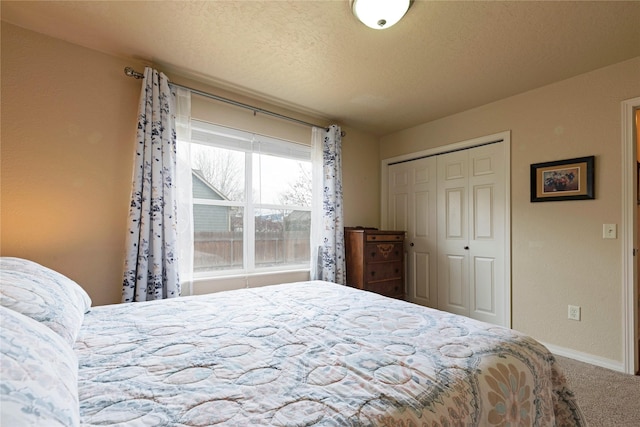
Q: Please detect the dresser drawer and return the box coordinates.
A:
[365,242,403,263]
[366,280,404,298]
[365,261,403,282]
[366,233,403,243]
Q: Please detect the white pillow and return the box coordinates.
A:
[0,306,80,427]
[0,257,92,346]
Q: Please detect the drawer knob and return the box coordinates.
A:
[371,252,376,257]
[371,271,376,276]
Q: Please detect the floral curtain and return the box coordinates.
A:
[311,125,345,284]
[122,67,180,302]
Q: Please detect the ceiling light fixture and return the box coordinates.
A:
[351,0,411,30]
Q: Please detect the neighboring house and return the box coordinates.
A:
[285,210,311,232]
[191,170,241,271]
[192,169,230,233]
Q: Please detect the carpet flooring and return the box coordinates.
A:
[555,355,640,426]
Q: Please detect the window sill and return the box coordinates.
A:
[182,269,311,296]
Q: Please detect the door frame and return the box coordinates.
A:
[381,130,512,327]
[622,96,640,375]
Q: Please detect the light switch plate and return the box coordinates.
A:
[603,224,617,239]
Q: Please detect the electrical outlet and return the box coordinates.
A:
[568,305,581,321]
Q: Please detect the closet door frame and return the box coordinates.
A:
[381,131,512,328]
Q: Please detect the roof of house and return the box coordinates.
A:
[192,170,228,201]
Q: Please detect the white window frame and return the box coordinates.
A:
[189,120,312,279]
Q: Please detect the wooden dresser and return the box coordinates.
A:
[344,227,405,299]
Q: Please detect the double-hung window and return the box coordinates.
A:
[188,120,312,276]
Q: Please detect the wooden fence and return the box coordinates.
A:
[194,231,310,272]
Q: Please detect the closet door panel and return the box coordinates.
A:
[413,252,431,300]
[389,157,437,308]
[473,256,495,314]
[410,158,438,307]
[442,253,467,313]
[389,168,410,231]
[446,188,465,238]
[413,187,436,305]
[437,151,470,316]
[468,143,506,326]
[415,191,430,237]
[474,186,493,239]
[392,193,409,232]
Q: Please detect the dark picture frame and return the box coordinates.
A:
[530,156,595,202]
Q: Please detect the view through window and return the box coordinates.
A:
[189,121,312,275]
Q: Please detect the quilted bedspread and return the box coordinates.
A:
[74,281,585,426]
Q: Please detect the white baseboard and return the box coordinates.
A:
[542,341,625,373]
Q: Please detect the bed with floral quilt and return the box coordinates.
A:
[0,257,585,426]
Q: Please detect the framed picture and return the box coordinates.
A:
[530,156,595,202]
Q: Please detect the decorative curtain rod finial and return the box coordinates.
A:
[124,67,144,79]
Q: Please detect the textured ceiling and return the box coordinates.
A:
[2,1,639,136]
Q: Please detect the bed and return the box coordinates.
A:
[1,257,585,426]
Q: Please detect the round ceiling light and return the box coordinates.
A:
[351,0,411,30]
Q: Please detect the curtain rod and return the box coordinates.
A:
[124,67,345,136]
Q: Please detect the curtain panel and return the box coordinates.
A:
[175,88,193,296]
[311,125,346,284]
[122,67,180,302]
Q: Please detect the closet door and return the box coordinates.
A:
[436,150,470,317]
[436,143,506,325]
[388,157,437,307]
[467,143,506,326]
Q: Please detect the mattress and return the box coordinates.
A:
[73,281,585,426]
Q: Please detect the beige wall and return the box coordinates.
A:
[5,21,636,366]
[1,23,141,306]
[1,23,380,304]
[380,57,640,364]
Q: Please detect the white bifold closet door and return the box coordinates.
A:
[388,156,438,308]
[437,143,506,326]
[388,141,507,327]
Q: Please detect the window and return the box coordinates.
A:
[187,120,312,276]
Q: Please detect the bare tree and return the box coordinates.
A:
[192,146,243,200]
[279,164,312,207]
